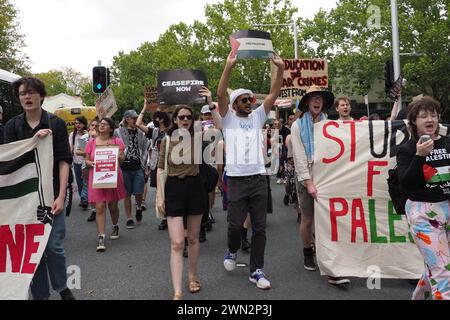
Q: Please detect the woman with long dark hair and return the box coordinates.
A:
[397,96,450,300]
[85,117,126,252]
[156,105,204,300]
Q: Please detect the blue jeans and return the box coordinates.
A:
[73,163,87,202]
[30,209,68,299]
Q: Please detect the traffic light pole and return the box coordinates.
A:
[390,0,402,112]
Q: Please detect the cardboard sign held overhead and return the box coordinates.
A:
[95,87,118,119]
[229,30,274,59]
[144,86,159,112]
[157,69,207,106]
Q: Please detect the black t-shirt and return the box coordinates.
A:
[3,110,73,200]
[397,136,450,202]
[121,129,141,171]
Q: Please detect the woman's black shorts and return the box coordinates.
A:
[164,175,206,217]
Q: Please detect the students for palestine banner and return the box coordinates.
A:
[229,30,274,59]
[0,136,54,299]
[313,120,424,279]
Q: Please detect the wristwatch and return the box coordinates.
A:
[209,104,217,111]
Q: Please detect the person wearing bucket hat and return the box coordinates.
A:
[291,86,351,286]
[215,50,285,290]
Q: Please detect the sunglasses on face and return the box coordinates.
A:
[177,115,193,121]
[239,96,255,104]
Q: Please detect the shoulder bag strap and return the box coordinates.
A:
[164,135,170,171]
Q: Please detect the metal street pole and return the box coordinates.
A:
[390,0,402,112]
[293,20,298,59]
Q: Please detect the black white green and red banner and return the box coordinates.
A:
[0,136,54,299]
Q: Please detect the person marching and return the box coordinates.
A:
[156,106,205,300]
[291,86,350,285]
[216,51,285,290]
[85,117,126,251]
[115,109,149,228]
[397,96,450,300]
[136,107,171,230]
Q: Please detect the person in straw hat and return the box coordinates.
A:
[291,86,351,286]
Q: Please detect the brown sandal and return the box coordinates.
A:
[188,279,202,293]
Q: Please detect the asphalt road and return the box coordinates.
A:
[50,177,414,300]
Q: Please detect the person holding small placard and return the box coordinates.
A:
[85,117,126,252]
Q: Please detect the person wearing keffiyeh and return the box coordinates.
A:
[291,86,350,286]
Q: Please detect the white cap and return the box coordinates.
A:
[201,105,211,114]
[229,88,253,108]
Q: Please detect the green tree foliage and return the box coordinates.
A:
[299,0,449,108]
[35,67,92,103]
[110,0,298,115]
[0,0,29,73]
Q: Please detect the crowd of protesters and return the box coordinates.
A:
[1,50,449,301]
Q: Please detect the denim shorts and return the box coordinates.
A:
[122,169,145,196]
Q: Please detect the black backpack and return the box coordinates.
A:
[387,167,408,215]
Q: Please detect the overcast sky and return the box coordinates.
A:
[10,0,336,77]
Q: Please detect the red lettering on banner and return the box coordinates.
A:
[21,224,45,274]
[0,225,24,273]
[322,122,344,164]
[367,161,388,197]
[351,199,368,243]
[0,224,44,274]
[343,121,357,162]
[330,198,348,241]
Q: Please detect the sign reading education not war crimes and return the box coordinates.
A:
[95,87,118,120]
[229,30,274,59]
[0,136,54,299]
[274,59,328,100]
[93,146,119,189]
[313,120,424,278]
[157,69,208,106]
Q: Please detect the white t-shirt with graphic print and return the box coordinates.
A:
[222,105,268,177]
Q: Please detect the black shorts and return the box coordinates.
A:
[149,169,157,188]
[165,175,205,217]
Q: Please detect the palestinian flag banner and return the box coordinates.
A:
[229,30,274,59]
[0,136,54,299]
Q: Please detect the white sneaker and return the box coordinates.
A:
[96,236,106,252]
[249,269,271,290]
[276,178,283,184]
[328,276,350,285]
[223,250,237,272]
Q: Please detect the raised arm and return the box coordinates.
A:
[263,53,285,115]
[217,51,237,118]
[136,103,150,134]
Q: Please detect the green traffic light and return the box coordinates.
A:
[97,84,102,90]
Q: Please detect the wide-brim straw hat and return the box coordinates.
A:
[299,85,334,111]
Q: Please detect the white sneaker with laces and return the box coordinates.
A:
[223,250,237,272]
[249,269,271,290]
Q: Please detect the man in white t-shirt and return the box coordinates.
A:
[215,50,285,290]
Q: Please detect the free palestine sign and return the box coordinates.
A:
[230,30,274,59]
